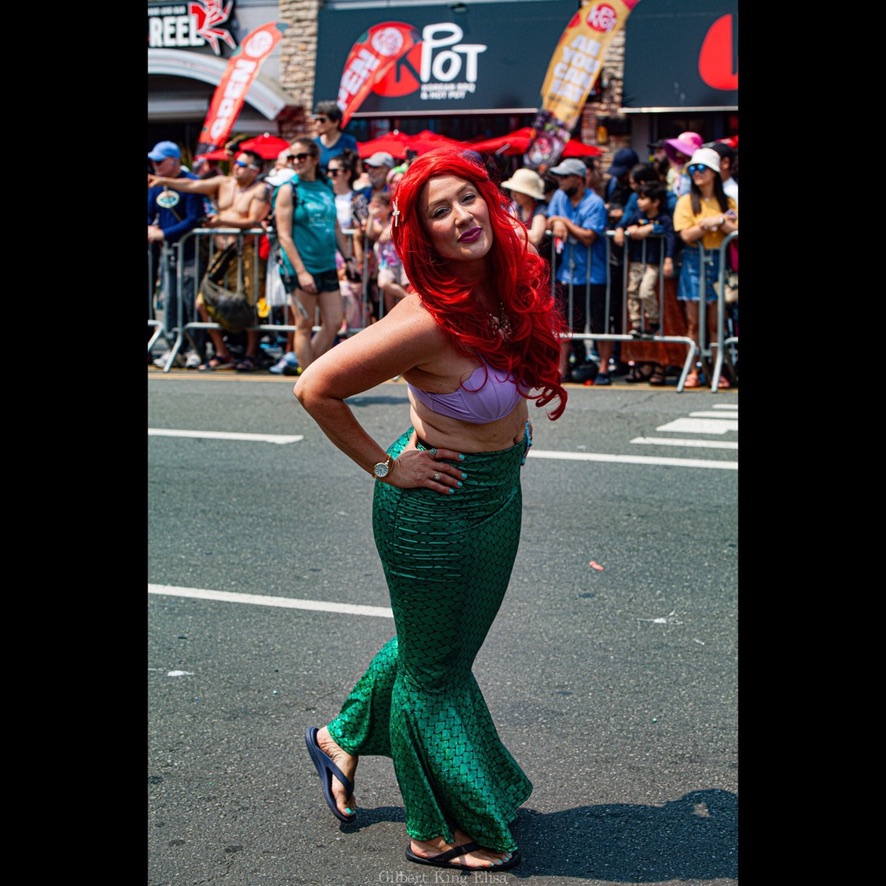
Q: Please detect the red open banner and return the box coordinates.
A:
[337,22,421,128]
[196,21,288,155]
[524,0,640,172]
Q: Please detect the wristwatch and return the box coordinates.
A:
[373,455,393,479]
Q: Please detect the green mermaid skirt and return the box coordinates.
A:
[327,426,532,852]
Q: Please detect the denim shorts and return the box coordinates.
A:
[281,267,340,294]
[678,247,720,303]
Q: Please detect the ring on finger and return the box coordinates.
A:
[429,448,438,457]
[433,472,441,482]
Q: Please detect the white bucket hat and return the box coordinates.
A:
[687,148,722,174]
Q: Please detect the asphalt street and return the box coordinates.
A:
[148,374,739,886]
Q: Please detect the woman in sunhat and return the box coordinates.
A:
[500,166,550,250]
[673,147,738,388]
[663,131,704,196]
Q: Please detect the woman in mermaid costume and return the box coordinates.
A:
[295,146,569,872]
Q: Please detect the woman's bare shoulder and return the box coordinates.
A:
[332,294,446,365]
[388,293,445,335]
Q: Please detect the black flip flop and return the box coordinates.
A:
[304,726,356,823]
[405,842,521,871]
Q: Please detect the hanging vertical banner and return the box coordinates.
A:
[196,21,288,155]
[337,21,422,128]
[524,0,640,173]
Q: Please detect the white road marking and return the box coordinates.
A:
[654,418,738,434]
[630,436,738,450]
[148,584,393,618]
[528,449,736,470]
[689,410,738,418]
[148,429,303,444]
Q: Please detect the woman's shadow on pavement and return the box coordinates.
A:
[509,788,738,880]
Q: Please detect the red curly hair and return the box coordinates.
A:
[391,147,568,420]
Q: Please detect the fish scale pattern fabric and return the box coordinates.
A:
[327,427,532,852]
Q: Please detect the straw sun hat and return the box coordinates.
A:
[500,167,546,201]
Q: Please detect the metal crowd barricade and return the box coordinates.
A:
[147,243,171,356]
[150,226,366,372]
[705,231,739,392]
[344,226,376,329]
[148,224,735,389]
[544,231,699,391]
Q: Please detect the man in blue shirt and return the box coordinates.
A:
[546,158,614,384]
[147,140,206,368]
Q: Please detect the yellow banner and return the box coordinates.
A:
[524,0,639,171]
[540,0,639,129]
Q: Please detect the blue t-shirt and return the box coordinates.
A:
[546,188,608,285]
[276,176,339,276]
[315,133,359,175]
[148,171,205,260]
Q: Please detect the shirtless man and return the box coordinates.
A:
[148,149,271,371]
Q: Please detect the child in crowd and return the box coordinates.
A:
[367,192,410,317]
[623,182,677,338]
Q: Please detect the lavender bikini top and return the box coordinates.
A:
[407,362,525,424]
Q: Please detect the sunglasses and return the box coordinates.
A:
[687,164,712,175]
[288,153,312,162]
[234,159,261,171]
[313,116,329,123]
[327,169,346,177]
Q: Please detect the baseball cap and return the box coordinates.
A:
[148,140,181,162]
[606,147,640,179]
[365,152,395,168]
[548,158,587,177]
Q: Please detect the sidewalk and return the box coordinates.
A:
[148,337,737,389]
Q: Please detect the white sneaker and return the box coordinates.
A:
[184,350,202,369]
[269,352,299,375]
[153,351,185,369]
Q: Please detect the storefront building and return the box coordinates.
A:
[148,0,737,166]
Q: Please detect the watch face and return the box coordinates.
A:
[374,462,389,478]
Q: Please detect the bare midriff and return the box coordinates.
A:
[409,397,529,453]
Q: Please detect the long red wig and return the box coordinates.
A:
[390,147,568,420]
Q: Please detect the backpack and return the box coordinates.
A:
[199,242,255,334]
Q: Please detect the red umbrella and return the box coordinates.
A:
[410,130,463,152]
[356,131,417,160]
[357,129,464,160]
[562,140,603,158]
[468,126,602,158]
[239,133,291,160]
[468,127,534,155]
[195,148,231,162]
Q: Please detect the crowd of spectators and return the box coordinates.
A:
[149,123,738,387]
